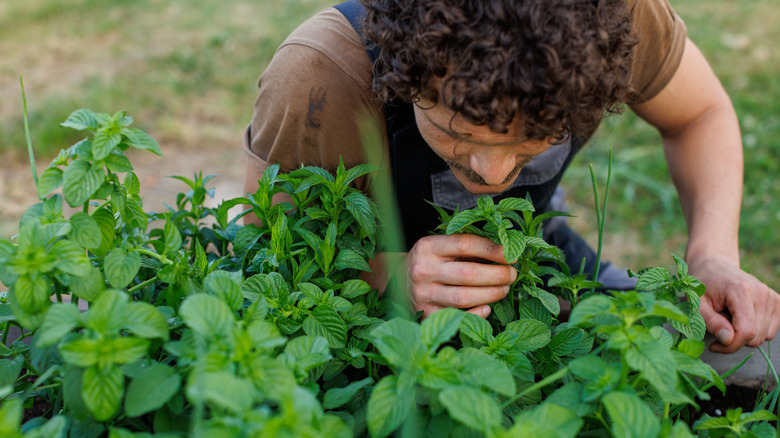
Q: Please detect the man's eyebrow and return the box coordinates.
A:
[424,111,535,147]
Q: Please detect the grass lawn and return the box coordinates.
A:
[0,0,777,286]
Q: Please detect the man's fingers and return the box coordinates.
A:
[421,260,517,287]
[420,234,513,264]
[429,284,510,309]
[700,298,737,353]
[466,305,492,319]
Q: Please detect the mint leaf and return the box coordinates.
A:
[439,386,502,436]
[367,375,414,438]
[61,109,98,131]
[421,307,463,351]
[62,159,105,207]
[602,391,661,438]
[302,305,348,349]
[124,362,181,417]
[103,248,141,289]
[82,364,124,421]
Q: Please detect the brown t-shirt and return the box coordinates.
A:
[244,1,687,191]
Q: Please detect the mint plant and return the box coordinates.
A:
[0,108,776,437]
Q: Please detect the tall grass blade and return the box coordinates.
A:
[20,76,39,191]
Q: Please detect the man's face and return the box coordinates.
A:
[413,98,554,195]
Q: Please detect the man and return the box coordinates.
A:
[243,0,780,353]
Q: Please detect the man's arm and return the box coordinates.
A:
[630,38,780,353]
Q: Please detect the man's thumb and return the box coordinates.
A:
[701,304,734,345]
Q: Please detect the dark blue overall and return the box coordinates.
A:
[333,0,636,289]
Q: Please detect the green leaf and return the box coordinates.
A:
[103,248,141,289]
[69,212,102,249]
[85,289,128,334]
[62,365,92,421]
[550,327,584,357]
[502,229,525,263]
[636,267,671,291]
[323,377,374,410]
[124,197,147,231]
[37,167,63,198]
[82,364,124,421]
[421,307,463,350]
[510,402,583,438]
[367,375,414,438]
[498,197,534,213]
[524,285,560,315]
[92,129,122,160]
[459,312,494,345]
[505,318,551,352]
[204,270,243,312]
[69,267,106,302]
[13,273,50,314]
[124,172,141,196]
[124,362,181,417]
[179,293,234,339]
[122,302,169,340]
[625,341,679,399]
[333,249,371,272]
[370,318,424,368]
[602,391,661,438]
[677,339,705,358]
[302,305,348,349]
[124,127,162,156]
[456,348,515,397]
[341,279,372,299]
[91,208,116,257]
[62,159,105,207]
[0,356,24,388]
[439,386,502,436]
[38,303,83,347]
[187,372,255,413]
[61,109,98,131]
[445,209,480,235]
[101,337,149,365]
[0,398,22,437]
[163,220,182,257]
[51,240,91,277]
[569,294,613,326]
[344,191,376,238]
[104,149,133,173]
[670,311,706,341]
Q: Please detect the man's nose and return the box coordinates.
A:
[469,151,517,186]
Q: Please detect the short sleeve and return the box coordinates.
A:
[243,8,385,193]
[628,0,688,103]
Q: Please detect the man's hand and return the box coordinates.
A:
[691,255,780,353]
[406,234,517,318]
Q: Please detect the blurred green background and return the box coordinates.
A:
[0,0,777,286]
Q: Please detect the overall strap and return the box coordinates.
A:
[333,0,380,63]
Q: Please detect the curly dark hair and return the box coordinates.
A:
[360,0,637,140]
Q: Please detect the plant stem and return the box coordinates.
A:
[89,199,111,215]
[136,248,173,265]
[502,366,569,409]
[128,276,158,294]
[1,321,10,346]
[20,77,39,189]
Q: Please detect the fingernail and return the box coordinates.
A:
[510,268,518,283]
[482,306,491,318]
[716,328,731,344]
[503,285,510,296]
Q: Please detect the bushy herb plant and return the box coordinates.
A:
[0,109,776,437]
